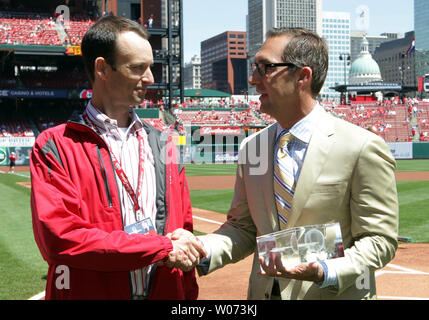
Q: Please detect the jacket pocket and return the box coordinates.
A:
[97,146,113,207]
[312,181,347,194]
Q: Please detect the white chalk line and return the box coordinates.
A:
[193,215,223,225]
[28,291,45,300]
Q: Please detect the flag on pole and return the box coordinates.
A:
[406,37,415,56]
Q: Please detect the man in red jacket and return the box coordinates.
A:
[30,15,206,300]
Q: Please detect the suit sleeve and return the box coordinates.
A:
[197,142,257,276]
[327,134,399,294]
[30,132,173,272]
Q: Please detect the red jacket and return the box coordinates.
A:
[30,114,197,300]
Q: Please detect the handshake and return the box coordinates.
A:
[159,228,208,272]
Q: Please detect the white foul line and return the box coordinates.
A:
[28,291,45,300]
[193,215,223,225]
[386,263,429,275]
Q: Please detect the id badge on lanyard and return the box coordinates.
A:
[124,217,156,236]
[84,113,146,223]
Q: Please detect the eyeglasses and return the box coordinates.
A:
[251,62,297,76]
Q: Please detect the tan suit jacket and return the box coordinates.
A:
[198,106,399,300]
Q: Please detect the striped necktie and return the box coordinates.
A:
[274,131,295,230]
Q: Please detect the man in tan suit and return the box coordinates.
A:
[193,28,399,300]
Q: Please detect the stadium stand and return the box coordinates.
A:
[64,14,96,45]
[0,119,34,137]
[20,69,88,89]
[141,118,169,132]
[417,102,429,141]
[0,13,63,46]
[327,102,412,142]
[173,108,264,126]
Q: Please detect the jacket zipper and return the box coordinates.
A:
[164,147,171,236]
[69,119,165,299]
[96,146,113,207]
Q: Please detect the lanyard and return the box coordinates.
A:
[83,113,145,219]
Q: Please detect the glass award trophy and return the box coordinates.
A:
[257,222,344,269]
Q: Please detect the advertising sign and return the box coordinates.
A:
[0,147,7,165]
[0,89,68,98]
[387,142,413,159]
[0,146,32,166]
[65,45,82,56]
[200,127,241,135]
[214,152,238,163]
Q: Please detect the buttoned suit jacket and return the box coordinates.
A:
[198,106,399,300]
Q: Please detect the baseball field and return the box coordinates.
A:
[0,160,428,300]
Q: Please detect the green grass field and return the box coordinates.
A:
[0,172,46,300]
[0,159,428,299]
[184,159,429,176]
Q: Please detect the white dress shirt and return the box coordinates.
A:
[83,101,157,297]
[275,103,338,288]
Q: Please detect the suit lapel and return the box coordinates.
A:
[288,111,335,227]
[257,124,279,232]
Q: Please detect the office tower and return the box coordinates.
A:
[184,55,201,89]
[200,31,247,95]
[248,0,322,58]
[320,11,351,101]
[414,0,429,50]
[374,31,415,88]
[247,0,322,94]
[350,31,400,63]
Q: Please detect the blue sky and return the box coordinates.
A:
[183,0,414,62]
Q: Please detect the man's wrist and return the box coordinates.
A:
[316,260,338,289]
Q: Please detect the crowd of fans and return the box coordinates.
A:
[0,120,34,137]
[0,10,95,47]
[0,13,62,46]
[0,98,428,143]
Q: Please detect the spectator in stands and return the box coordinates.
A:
[30,15,206,300]
[147,14,154,28]
[8,151,16,173]
[191,27,398,300]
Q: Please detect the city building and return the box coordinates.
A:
[414,0,429,51]
[331,37,405,102]
[414,0,429,97]
[200,31,247,95]
[350,31,400,63]
[320,11,351,101]
[183,55,201,89]
[374,31,416,89]
[247,0,322,94]
[349,36,382,85]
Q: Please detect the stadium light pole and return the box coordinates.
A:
[339,54,350,85]
[339,53,350,104]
